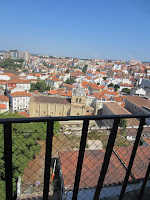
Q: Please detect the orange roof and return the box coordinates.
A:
[35,73,41,77]
[48,90,59,95]
[81,81,89,86]
[0,95,9,102]
[51,76,62,81]
[2,73,15,77]
[7,78,30,84]
[0,104,6,109]
[59,90,72,97]
[85,76,92,80]
[17,112,29,117]
[101,90,119,96]
[88,83,101,90]
[11,91,32,97]
[120,83,133,87]
[113,96,123,102]
[64,84,75,88]
[0,82,6,85]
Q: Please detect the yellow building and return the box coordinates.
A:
[29,87,87,117]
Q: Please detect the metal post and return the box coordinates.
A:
[93,118,120,200]
[43,120,54,200]
[4,122,13,200]
[137,161,150,200]
[119,117,145,200]
[72,119,89,200]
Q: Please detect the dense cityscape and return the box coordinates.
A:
[0,49,150,117]
[0,49,150,199]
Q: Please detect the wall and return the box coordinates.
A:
[29,101,71,117]
[64,181,150,200]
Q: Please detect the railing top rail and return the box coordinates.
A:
[0,114,150,123]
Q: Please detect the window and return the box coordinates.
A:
[79,98,81,103]
[76,98,78,103]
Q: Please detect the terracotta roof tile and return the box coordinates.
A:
[114,146,150,180]
[0,95,9,102]
[59,150,132,190]
[11,91,32,97]
[0,104,6,109]
[127,96,150,109]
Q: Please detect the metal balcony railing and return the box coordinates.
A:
[0,114,150,200]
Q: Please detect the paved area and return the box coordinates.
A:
[86,140,103,150]
[101,187,150,200]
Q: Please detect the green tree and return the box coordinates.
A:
[30,81,48,92]
[65,69,70,73]
[65,77,76,85]
[114,84,120,91]
[108,83,114,87]
[121,88,130,95]
[0,58,24,70]
[82,65,88,73]
[103,77,107,80]
[119,118,127,136]
[0,113,61,198]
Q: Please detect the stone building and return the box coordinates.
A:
[125,96,150,125]
[101,102,139,127]
[29,87,87,117]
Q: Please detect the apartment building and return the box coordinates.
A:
[9,91,31,112]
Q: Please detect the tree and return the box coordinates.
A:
[119,118,127,136]
[0,113,61,198]
[108,83,114,87]
[121,88,130,95]
[103,77,107,80]
[65,69,70,73]
[114,84,120,91]
[65,77,75,85]
[30,81,48,92]
[82,65,88,73]
[0,58,24,70]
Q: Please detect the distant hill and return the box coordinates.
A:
[0,50,7,53]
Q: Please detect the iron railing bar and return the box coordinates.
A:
[43,120,54,200]
[93,118,120,200]
[137,161,150,200]
[0,114,149,123]
[72,119,89,200]
[119,117,145,200]
[4,122,13,200]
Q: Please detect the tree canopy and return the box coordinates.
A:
[0,58,24,70]
[30,81,50,92]
[65,77,76,85]
[0,113,61,198]
[82,65,88,73]
[121,88,130,95]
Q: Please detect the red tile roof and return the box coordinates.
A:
[11,91,32,97]
[127,96,150,109]
[59,150,132,190]
[104,102,139,126]
[113,96,123,102]
[114,146,150,180]
[48,90,60,95]
[17,112,29,117]
[0,104,6,109]
[0,95,9,102]
[88,83,101,90]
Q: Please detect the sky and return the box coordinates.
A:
[0,0,150,61]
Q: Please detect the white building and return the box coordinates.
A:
[0,95,9,111]
[9,91,31,112]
